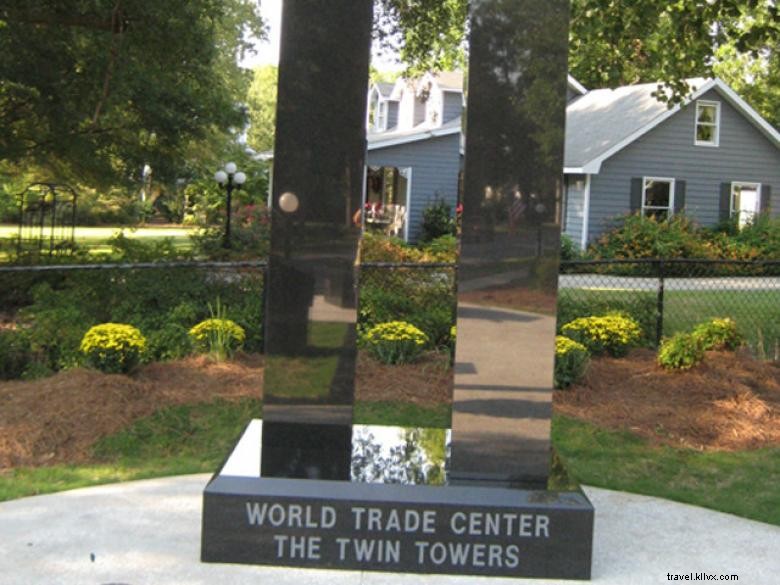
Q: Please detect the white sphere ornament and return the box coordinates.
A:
[279,192,300,213]
[214,170,228,185]
[233,171,247,185]
[225,162,238,174]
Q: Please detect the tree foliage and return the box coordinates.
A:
[246,65,277,153]
[375,0,779,126]
[568,0,779,113]
[0,0,264,187]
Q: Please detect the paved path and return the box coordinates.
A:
[1,475,778,584]
[559,274,780,291]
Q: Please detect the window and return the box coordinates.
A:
[695,101,720,146]
[731,182,761,228]
[377,102,388,131]
[642,177,675,220]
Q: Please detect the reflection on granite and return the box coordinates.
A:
[225,420,449,487]
[451,0,569,488]
[262,0,373,479]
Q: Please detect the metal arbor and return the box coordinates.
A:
[17,183,78,257]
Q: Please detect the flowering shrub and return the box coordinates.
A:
[80,323,147,374]
[188,318,245,361]
[554,336,590,389]
[561,314,641,357]
[658,332,705,370]
[692,318,743,351]
[361,321,429,365]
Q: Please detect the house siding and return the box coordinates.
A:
[587,88,780,242]
[366,133,461,242]
[442,92,463,124]
[563,174,587,246]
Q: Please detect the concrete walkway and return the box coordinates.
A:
[1,475,778,584]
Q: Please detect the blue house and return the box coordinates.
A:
[365,72,464,242]
[563,78,780,248]
[365,73,780,246]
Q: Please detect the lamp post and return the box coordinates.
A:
[214,162,247,248]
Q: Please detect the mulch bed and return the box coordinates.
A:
[0,354,264,468]
[554,348,780,451]
[1,347,778,470]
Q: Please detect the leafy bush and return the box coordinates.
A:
[146,323,193,361]
[420,200,456,243]
[554,336,590,389]
[658,332,705,370]
[560,234,581,261]
[80,323,147,374]
[586,212,780,261]
[557,291,656,346]
[360,321,429,365]
[189,317,246,361]
[588,213,709,260]
[0,329,32,380]
[358,266,456,350]
[692,317,743,351]
[360,232,456,263]
[561,314,642,357]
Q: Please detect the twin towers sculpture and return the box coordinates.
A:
[202,0,594,578]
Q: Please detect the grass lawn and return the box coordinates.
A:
[553,415,780,526]
[0,224,197,261]
[3,403,778,527]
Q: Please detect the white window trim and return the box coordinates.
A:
[642,177,676,218]
[695,100,721,147]
[376,101,388,132]
[730,181,762,224]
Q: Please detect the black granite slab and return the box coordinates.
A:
[202,475,593,579]
[452,0,570,487]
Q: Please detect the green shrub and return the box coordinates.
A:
[189,317,246,361]
[361,321,429,364]
[554,336,590,389]
[658,332,705,370]
[692,317,743,351]
[358,266,456,350]
[560,234,581,261]
[561,314,642,357]
[420,200,456,243]
[147,323,193,361]
[80,323,147,374]
[0,329,32,380]
[588,213,710,260]
[420,234,458,262]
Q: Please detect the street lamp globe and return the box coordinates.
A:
[214,170,228,185]
[225,162,238,175]
[233,171,247,185]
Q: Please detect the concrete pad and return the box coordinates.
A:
[1,475,778,584]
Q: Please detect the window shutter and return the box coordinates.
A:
[719,183,731,222]
[630,178,643,213]
[674,181,686,214]
[760,185,772,213]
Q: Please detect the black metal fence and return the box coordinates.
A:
[559,259,780,359]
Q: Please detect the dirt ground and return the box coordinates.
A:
[1,348,778,469]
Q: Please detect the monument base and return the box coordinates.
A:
[201,421,594,579]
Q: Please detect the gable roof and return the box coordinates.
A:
[565,78,780,174]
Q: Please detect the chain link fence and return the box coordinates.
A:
[559,259,780,359]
